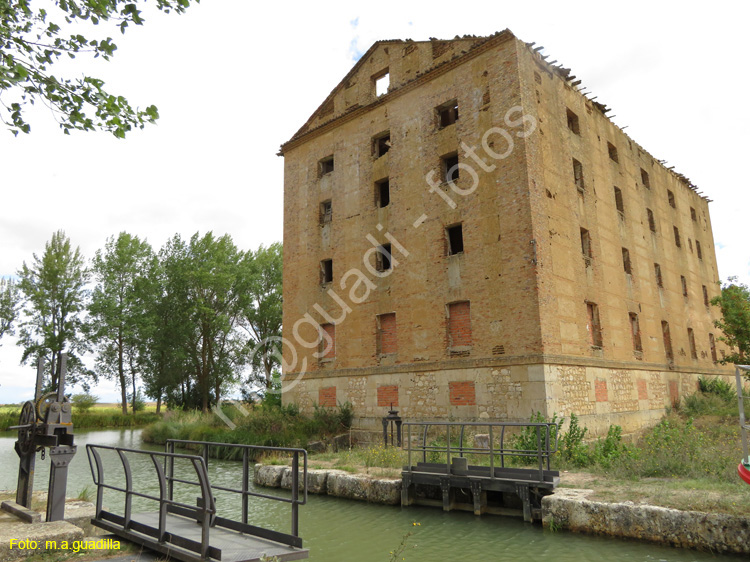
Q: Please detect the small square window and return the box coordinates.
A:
[437,100,459,128]
[647,208,656,233]
[375,179,390,208]
[319,155,334,177]
[573,158,585,193]
[373,132,391,158]
[320,259,333,284]
[667,190,676,208]
[641,168,651,189]
[447,224,464,255]
[607,142,619,163]
[622,247,632,274]
[376,244,392,272]
[319,200,332,225]
[442,153,459,184]
[566,109,580,135]
[690,207,697,221]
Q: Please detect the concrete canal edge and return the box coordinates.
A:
[254,465,750,555]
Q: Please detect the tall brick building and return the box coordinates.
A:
[278,30,730,434]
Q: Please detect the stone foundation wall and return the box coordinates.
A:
[283,361,735,436]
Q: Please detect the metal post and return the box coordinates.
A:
[241,448,249,526]
[118,450,133,529]
[46,445,75,522]
[291,452,299,538]
[737,366,750,462]
[489,425,495,477]
[446,424,451,474]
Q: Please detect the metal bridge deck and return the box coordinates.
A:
[96,511,309,562]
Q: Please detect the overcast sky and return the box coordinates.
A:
[1,0,748,404]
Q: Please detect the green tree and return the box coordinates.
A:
[17,230,90,388]
[240,243,283,391]
[1,0,196,137]
[711,277,750,366]
[88,232,155,414]
[0,277,20,345]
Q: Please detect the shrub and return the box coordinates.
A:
[698,376,737,402]
[72,393,99,414]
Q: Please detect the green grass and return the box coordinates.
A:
[0,405,162,431]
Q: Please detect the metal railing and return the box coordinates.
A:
[165,439,307,540]
[403,421,559,483]
[86,444,217,559]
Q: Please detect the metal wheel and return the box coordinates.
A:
[16,401,36,455]
[36,392,58,421]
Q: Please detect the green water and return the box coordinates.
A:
[0,429,742,561]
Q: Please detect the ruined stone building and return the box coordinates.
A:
[278,30,730,434]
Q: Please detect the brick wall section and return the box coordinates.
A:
[637,379,648,400]
[669,380,679,406]
[448,302,472,348]
[595,379,608,402]
[320,323,335,359]
[318,386,337,407]
[377,313,398,354]
[449,381,476,405]
[377,384,399,407]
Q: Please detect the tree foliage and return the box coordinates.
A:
[88,232,155,413]
[1,0,196,136]
[17,229,90,388]
[711,277,750,366]
[0,277,20,345]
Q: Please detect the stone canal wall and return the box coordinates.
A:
[254,465,750,554]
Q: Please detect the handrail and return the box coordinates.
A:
[86,444,215,557]
[165,439,308,539]
[403,421,559,484]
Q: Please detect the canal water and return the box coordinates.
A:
[0,429,742,561]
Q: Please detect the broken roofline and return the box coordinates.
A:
[278,30,706,201]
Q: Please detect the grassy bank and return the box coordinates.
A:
[0,405,162,431]
[141,402,353,460]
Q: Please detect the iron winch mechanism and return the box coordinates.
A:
[11,354,77,522]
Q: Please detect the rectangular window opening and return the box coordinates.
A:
[566,109,580,135]
[668,190,676,208]
[319,200,332,225]
[320,259,333,284]
[442,153,459,184]
[629,312,642,352]
[614,186,624,215]
[641,168,651,189]
[662,321,673,361]
[374,132,391,158]
[681,275,688,297]
[376,244,392,272]
[696,240,703,260]
[437,100,459,128]
[319,155,334,177]
[607,142,619,163]
[647,208,656,233]
[703,285,709,308]
[376,179,390,208]
[580,228,592,264]
[587,302,603,348]
[691,207,697,221]
[375,70,390,97]
[622,247,632,274]
[573,158,585,193]
[447,224,464,255]
[654,263,663,288]
[673,225,681,248]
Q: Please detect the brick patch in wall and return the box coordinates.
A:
[448,302,472,348]
[377,384,399,407]
[668,380,679,407]
[377,313,398,354]
[637,379,648,400]
[595,379,608,402]
[449,380,476,406]
[319,386,337,407]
